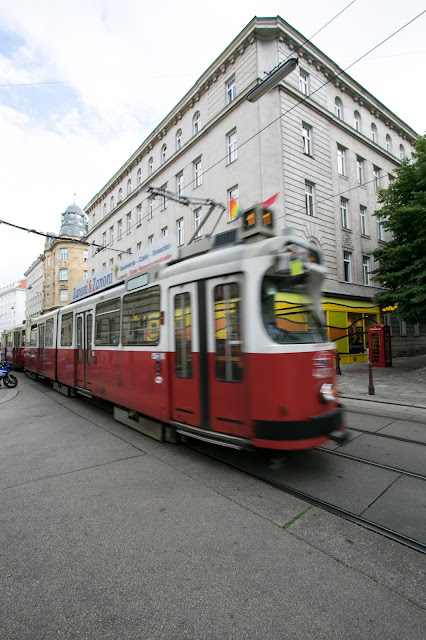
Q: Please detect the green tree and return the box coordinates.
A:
[372,135,426,324]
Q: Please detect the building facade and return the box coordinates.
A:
[0,280,26,334]
[42,204,89,313]
[24,256,44,322]
[84,16,424,360]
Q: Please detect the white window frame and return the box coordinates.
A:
[399,145,405,160]
[194,159,202,188]
[161,144,167,164]
[118,188,122,202]
[337,145,346,176]
[148,197,154,220]
[362,256,370,286]
[176,172,184,196]
[371,123,378,143]
[102,232,107,248]
[148,235,154,244]
[60,289,68,302]
[377,215,384,241]
[386,135,392,153]
[193,111,201,135]
[226,76,236,104]
[110,196,115,211]
[110,226,114,245]
[177,218,184,246]
[137,204,142,226]
[59,269,68,281]
[354,111,361,132]
[335,97,343,120]
[160,184,167,210]
[127,178,132,195]
[305,181,315,217]
[60,248,68,261]
[340,198,350,229]
[227,186,239,222]
[161,227,168,237]
[299,71,309,95]
[227,129,238,164]
[118,220,123,240]
[103,204,107,218]
[194,207,203,238]
[373,167,381,192]
[148,157,153,175]
[137,168,142,185]
[176,129,182,150]
[343,252,352,283]
[360,206,368,236]
[302,123,312,156]
[127,213,132,234]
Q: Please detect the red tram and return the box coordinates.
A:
[24,226,346,451]
[2,325,26,368]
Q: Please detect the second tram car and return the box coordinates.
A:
[24,225,346,451]
[2,325,26,368]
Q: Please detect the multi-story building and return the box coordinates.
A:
[24,255,44,321]
[42,204,89,313]
[0,280,26,334]
[84,16,424,360]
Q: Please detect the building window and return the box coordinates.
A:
[137,204,142,226]
[118,188,123,202]
[109,259,113,267]
[302,123,313,156]
[137,242,142,251]
[148,235,154,244]
[414,323,420,336]
[193,111,201,135]
[362,256,370,286]
[177,218,184,246]
[360,206,368,235]
[127,213,132,234]
[176,129,183,150]
[148,157,153,175]
[47,294,50,305]
[137,168,142,185]
[47,275,50,286]
[194,207,203,238]
[226,76,236,104]
[335,97,343,120]
[299,71,309,95]
[305,181,315,217]
[399,144,405,160]
[127,179,132,195]
[160,184,167,210]
[110,196,115,211]
[194,159,202,187]
[161,144,167,164]
[59,269,68,281]
[47,256,51,266]
[343,252,352,283]
[102,232,107,248]
[340,198,350,229]
[399,319,407,336]
[118,254,122,262]
[118,219,123,240]
[161,227,168,237]
[386,135,392,154]
[227,129,238,164]
[356,157,364,185]
[84,250,88,261]
[337,145,347,176]
[176,172,184,196]
[373,166,381,192]
[354,110,361,132]
[110,226,114,244]
[148,197,154,220]
[388,173,396,184]
[103,204,107,218]
[60,290,68,302]
[227,185,239,222]
[83,270,88,281]
[60,249,68,261]
[371,123,378,143]
[377,215,384,241]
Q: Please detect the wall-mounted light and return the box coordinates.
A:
[246,58,298,103]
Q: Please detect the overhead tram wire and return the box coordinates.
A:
[5,8,424,280]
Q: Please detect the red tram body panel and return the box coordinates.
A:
[24,229,346,451]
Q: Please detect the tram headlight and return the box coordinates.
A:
[319,383,337,404]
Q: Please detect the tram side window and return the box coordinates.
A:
[122,287,160,346]
[174,293,192,378]
[30,326,37,346]
[21,331,25,347]
[95,298,121,346]
[45,319,54,347]
[61,313,73,347]
[214,283,242,382]
[14,332,20,348]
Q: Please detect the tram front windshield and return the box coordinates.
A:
[261,275,326,344]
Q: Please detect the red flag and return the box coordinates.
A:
[261,193,279,208]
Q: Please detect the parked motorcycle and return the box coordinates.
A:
[0,361,18,388]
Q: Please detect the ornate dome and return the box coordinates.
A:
[60,203,88,237]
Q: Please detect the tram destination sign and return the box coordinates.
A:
[71,238,177,303]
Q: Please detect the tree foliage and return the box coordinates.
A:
[372,135,426,324]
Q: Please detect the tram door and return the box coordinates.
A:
[169,276,248,434]
[75,312,94,390]
[38,324,45,374]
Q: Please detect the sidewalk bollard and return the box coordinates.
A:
[368,363,375,395]
[336,352,341,376]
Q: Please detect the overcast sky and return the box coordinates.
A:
[1,0,425,287]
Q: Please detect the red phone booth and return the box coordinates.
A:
[368,324,392,367]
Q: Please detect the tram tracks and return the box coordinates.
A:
[317,446,426,480]
[185,442,426,555]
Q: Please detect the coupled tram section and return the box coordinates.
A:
[22,206,346,452]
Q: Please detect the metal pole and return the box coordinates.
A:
[368,363,375,395]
